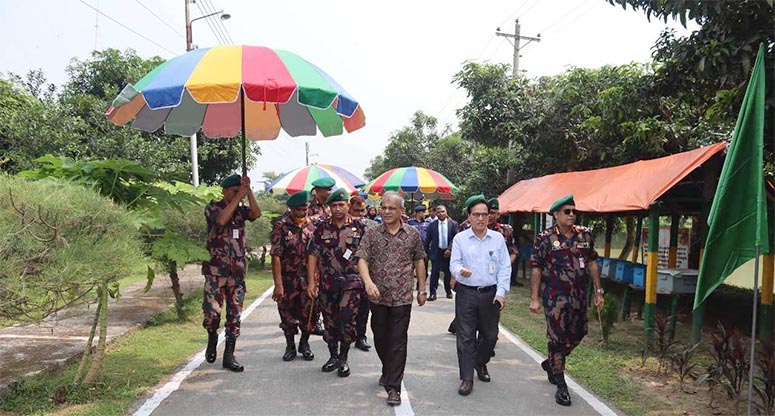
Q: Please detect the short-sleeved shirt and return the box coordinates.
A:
[407,218,430,243]
[356,224,427,307]
[202,199,251,278]
[270,215,315,281]
[308,198,330,225]
[308,215,366,293]
[529,225,598,303]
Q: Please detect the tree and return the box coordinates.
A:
[364,111,440,179]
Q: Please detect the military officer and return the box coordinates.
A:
[270,191,317,362]
[307,188,366,377]
[529,194,604,406]
[202,174,261,373]
[307,177,335,336]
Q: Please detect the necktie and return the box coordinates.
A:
[440,221,447,249]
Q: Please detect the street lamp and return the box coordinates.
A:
[184,2,231,186]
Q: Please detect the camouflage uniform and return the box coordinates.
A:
[308,198,331,225]
[308,215,365,357]
[202,200,251,338]
[529,225,598,375]
[270,215,317,336]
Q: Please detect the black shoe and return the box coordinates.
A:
[387,388,401,406]
[428,293,437,301]
[222,337,244,372]
[446,293,453,299]
[541,359,557,385]
[355,338,371,351]
[322,355,339,372]
[282,345,297,361]
[337,361,350,377]
[298,342,314,361]
[205,330,218,363]
[475,364,491,382]
[556,384,571,406]
[458,379,473,396]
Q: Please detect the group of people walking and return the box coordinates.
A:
[200,174,604,408]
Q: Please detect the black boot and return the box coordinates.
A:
[338,342,351,377]
[282,333,297,362]
[321,344,339,372]
[555,373,571,406]
[222,335,244,372]
[541,359,557,385]
[298,332,314,361]
[205,330,218,363]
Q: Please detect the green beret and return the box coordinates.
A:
[286,191,309,208]
[311,177,335,189]
[549,194,575,213]
[488,198,499,210]
[326,188,349,205]
[465,194,487,210]
[220,174,241,188]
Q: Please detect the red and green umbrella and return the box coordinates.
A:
[362,166,459,200]
[106,45,365,175]
[265,164,365,195]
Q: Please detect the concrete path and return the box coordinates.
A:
[0,265,202,393]
[132,287,621,416]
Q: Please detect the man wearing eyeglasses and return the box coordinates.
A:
[528,194,604,407]
[450,194,511,396]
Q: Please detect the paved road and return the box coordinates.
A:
[132,287,620,416]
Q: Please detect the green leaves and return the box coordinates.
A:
[151,231,210,267]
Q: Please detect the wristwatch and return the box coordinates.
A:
[418,291,428,296]
[595,288,605,295]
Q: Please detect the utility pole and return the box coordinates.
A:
[305,141,318,166]
[496,19,541,77]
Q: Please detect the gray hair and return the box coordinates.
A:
[381,191,404,208]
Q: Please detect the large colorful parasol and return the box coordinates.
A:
[106,45,366,174]
[265,164,365,195]
[361,166,459,200]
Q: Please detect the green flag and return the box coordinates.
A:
[694,43,769,310]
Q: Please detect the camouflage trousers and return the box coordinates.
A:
[319,288,361,351]
[544,296,588,375]
[202,274,245,338]
[277,277,316,336]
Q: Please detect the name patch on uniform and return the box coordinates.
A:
[232,229,240,239]
[343,249,352,260]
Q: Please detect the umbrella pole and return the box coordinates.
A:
[240,88,247,177]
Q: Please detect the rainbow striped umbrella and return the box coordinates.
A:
[106,45,365,174]
[265,164,365,195]
[362,167,459,200]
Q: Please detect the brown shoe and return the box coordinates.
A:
[458,379,473,396]
[387,388,401,406]
[475,364,491,382]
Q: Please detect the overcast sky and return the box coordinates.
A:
[1,0,695,187]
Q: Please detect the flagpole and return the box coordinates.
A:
[747,245,760,416]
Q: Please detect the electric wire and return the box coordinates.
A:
[79,0,176,55]
[133,0,185,39]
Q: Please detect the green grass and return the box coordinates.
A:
[0,269,273,416]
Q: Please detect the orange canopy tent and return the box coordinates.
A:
[498,142,727,214]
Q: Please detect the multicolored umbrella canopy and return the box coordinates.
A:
[265,164,365,195]
[362,167,459,200]
[105,45,366,174]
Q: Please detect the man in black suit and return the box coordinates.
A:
[424,205,458,301]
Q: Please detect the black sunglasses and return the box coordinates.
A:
[562,209,580,216]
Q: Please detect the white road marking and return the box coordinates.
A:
[132,286,274,416]
[394,380,414,416]
[498,323,618,416]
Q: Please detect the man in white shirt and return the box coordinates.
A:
[449,194,511,396]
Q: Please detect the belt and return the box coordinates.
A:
[457,284,496,292]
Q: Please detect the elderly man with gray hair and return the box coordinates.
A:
[357,191,428,406]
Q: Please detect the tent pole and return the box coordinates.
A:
[240,89,247,177]
[644,209,659,346]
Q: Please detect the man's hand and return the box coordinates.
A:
[417,292,427,306]
[272,285,284,302]
[493,295,505,311]
[594,293,605,311]
[237,184,250,200]
[450,277,458,291]
[443,249,451,258]
[241,176,251,186]
[307,284,318,299]
[365,281,380,300]
[529,298,541,314]
[460,268,472,278]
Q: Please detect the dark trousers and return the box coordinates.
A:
[429,254,451,295]
[455,285,500,381]
[355,288,371,341]
[370,303,412,392]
